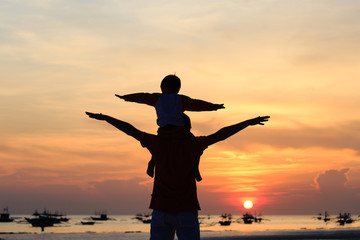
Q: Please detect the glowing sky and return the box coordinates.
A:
[1,0,360,215]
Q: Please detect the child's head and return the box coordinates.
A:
[161,74,181,94]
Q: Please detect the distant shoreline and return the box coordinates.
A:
[1,229,360,240]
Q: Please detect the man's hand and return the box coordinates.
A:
[86,111,141,140]
[85,112,107,120]
[218,104,225,109]
[115,94,124,99]
[247,116,270,126]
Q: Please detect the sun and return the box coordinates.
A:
[243,200,253,209]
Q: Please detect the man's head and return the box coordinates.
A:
[161,74,181,94]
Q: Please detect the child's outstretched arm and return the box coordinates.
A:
[115,93,161,107]
[85,112,142,141]
[181,95,225,111]
[206,116,270,146]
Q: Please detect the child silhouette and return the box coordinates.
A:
[116,74,225,181]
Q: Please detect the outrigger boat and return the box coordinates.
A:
[25,209,69,232]
[135,213,152,224]
[337,212,355,225]
[242,213,255,224]
[316,211,331,222]
[219,213,232,226]
[0,207,14,222]
[91,211,110,221]
[81,221,95,225]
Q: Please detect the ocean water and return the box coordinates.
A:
[1,214,360,239]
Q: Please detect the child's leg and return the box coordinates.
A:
[147,158,155,178]
[195,164,202,182]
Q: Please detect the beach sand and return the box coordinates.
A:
[201,229,360,239]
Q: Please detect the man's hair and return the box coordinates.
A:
[161,74,181,93]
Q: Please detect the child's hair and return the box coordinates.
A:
[160,74,181,93]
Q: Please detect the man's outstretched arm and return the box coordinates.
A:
[206,116,270,146]
[85,112,142,141]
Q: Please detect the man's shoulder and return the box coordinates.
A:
[189,135,209,152]
[194,135,209,143]
[139,131,157,147]
[140,131,157,139]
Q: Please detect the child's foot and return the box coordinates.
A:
[195,169,202,182]
[147,160,155,178]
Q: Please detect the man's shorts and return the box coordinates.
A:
[150,210,200,240]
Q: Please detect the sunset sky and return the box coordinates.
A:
[1,0,360,215]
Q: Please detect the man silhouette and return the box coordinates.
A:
[86,111,269,240]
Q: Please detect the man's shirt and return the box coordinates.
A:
[140,127,208,214]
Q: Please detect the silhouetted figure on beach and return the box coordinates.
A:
[116,74,225,181]
[86,111,269,240]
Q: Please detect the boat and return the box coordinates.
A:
[135,213,152,224]
[25,215,56,232]
[25,216,55,226]
[219,213,232,226]
[142,218,152,224]
[0,207,14,222]
[254,213,264,223]
[242,213,255,224]
[315,211,331,222]
[31,209,69,222]
[81,221,95,225]
[219,220,231,225]
[25,209,69,232]
[323,211,331,222]
[337,212,355,225]
[91,211,110,221]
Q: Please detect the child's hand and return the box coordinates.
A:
[218,104,225,109]
[115,94,124,99]
[85,112,107,120]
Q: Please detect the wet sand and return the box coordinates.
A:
[201,229,360,239]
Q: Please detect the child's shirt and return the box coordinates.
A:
[119,92,224,127]
[155,94,184,127]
